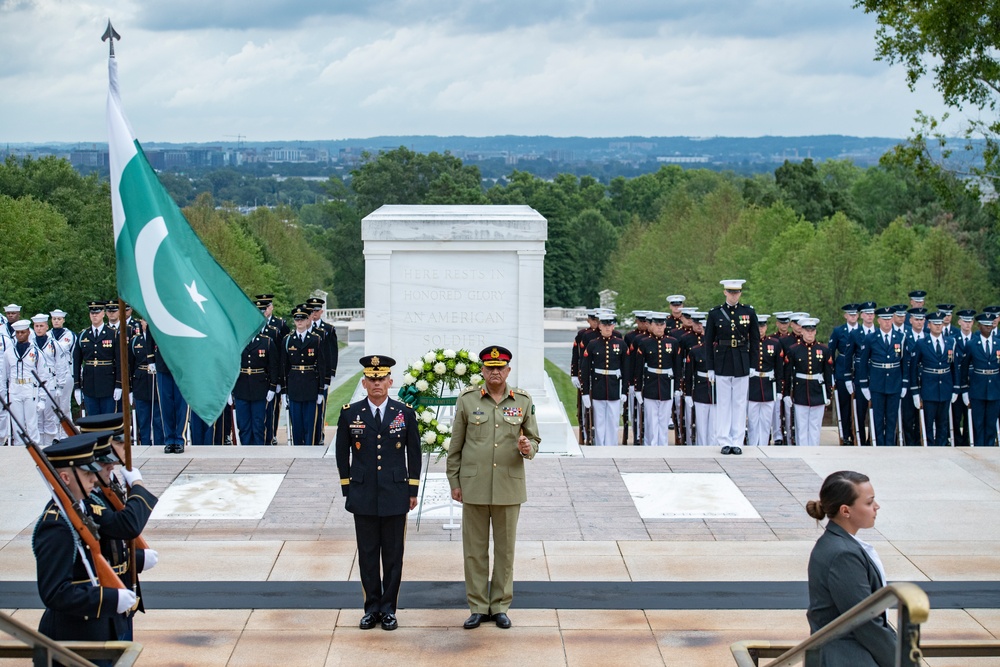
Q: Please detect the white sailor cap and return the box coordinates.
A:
[799,317,820,328]
[758,314,771,323]
[4,304,22,312]
[666,295,686,304]
[31,313,48,324]
[11,319,31,331]
[720,279,746,290]
[50,309,68,318]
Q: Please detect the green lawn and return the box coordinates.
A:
[325,371,362,424]
[545,358,579,426]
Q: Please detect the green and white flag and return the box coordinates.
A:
[107,51,263,422]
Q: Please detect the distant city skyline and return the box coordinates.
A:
[2,1,955,144]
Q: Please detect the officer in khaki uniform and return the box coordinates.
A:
[447,345,540,630]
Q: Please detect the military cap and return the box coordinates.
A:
[936,304,955,314]
[757,313,771,323]
[841,304,859,314]
[799,317,820,329]
[720,279,746,291]
[254,294,275,304]
[908,290,927,302]
[680,307,697,316]
[306,297,325,310]
[3,303,21,312]
[597,310,617,324]
[92,432,121,464]
[790,312,809,323]
[30,313,48,324]
[50,309,68,318]
[86,300,105,312]
[632,310,648,322]
[360,354,395,379]
[957,309,977,322]
[692,311,708,322]
[858,301,877,313]
[648,311,667,323]
[984,305,1000,315]
[876,307,895,319]
[586,309,599,319]
[908,307,927,319]
[480,345,513,367]
[105,302,120,312]
[666,295,686,305]
[11,319,30,331]
[892,304,908,314]
[927,311,945,324]
[77,413,125,435]
[291,304,311,319]
[976,312,995,324]
[254,299,269,310]
[44,434,102,471]
[773,311,793,322]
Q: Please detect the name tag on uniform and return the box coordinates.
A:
[472,410,484,416]
[350,420,365,438]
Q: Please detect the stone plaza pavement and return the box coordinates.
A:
[3,435,1000,666]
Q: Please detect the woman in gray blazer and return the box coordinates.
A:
[806,470,896,667]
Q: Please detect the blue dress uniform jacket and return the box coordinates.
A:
[282,331,327,402]
[961,333,1000,401]
[633,334,682,399]
[785,342,834,406]
[581,334,625,401]
[129,331,156,400]
[91,482,157,618]
[233,334,280,402]
[311,320,339,382]
[856,330,909,394]
[336,398,421,516]
[703,302,760,377]
[807,522,896,667]
[33,501,128,643]
[73,326,120,398]
[749,335,784,402]
[911,336,958,403]
[828,324,858,385]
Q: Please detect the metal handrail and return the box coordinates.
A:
[731,582,929,667]
[0,611,142,667]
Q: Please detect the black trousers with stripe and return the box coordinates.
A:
[354,513,407,615]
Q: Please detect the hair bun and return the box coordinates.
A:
[805,499,826,521]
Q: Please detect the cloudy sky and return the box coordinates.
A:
[1,0,952,143]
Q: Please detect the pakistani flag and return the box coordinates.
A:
[107,51,263,423]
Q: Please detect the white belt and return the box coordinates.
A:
[751,369,774,379]
[795,373,824,382]
[922,368,950,375]
[13,378,35,385]
[593,368,620,376]
[645,366,674,376]
[696,371,710,378]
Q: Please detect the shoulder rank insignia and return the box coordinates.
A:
[343,404,350,410]
[89,503,105,516]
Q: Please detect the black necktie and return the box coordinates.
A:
[375,407,382,427]
[936,339,942,355]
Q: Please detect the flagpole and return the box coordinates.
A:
[118,298,134,469]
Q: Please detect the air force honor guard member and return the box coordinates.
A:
[336,355,421,631]
[703,279,760,455]
[960,313,1000,447]
[911,311,959,446]
[857,307,908,446]
[580,311,626,446]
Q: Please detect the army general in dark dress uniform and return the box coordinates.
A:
[336,355,421,631]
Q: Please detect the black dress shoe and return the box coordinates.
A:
[163,444,174,453]
[380,613,398,631]
[463,613,489,629]
[174,443,185,453]
[731,446,743,455]
[359,612,381,630]
[721,446,732,455]
[772,439,784,446]
[493,612,511,629]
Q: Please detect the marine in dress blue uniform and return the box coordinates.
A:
[685,316,716,447]
[623,310,651,445]
[580,311,625,447]
[857,307,909,446]
[336,355,420,630]
[631,312,682,446]
[828,304,860,445]
[960,313,1000,447]
[748,315,784,447]
[282,305,327,446]
[910,311,959,447]
[233,328,280,446]
[784,318,834,447]
[73,301,121,416]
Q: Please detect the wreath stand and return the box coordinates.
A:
[415,391,461,530]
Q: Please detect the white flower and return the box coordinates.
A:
[411,359,424,373]
[421,410,434,424]
[433,362,447,374]
[416,379,429,392]
[470,374,483,386]
[423,352,437,364]
[442,437,451,451]
[402,373,416,385]
[422,431,437,444]
[443,349,456,359]
[455,362,467,376]
[439,422,451,433]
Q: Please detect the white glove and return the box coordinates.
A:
[582,395,592,409]
[913,394,921,409]
[113,388,122,402]
[684,395,693,408]
[783,396,792,408]
[143,549,158,571]
[37,399,45,412]
[674,390,683,399]
[120,466,142,486]
[227,394,234,406]
[74,389,83,405]
[54,387,62,399]
[901,387,908,398]
[128,392,134,405]
[571,377,581,390]
[775,393,783,403]
[707,370,716,383]
[636,393,644,405]
[275,384,282,393]
[148,362,156,374]
[963,393,970,406]
[861,388,871,401]
[620,395,627,405]
[952,393,959,404]
[628,386,635,399]
[317,394,324,405]
[845,381,854,395]
[116,588,137,614]
[266,390,275,403]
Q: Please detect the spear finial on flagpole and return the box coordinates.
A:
[102,20,121,57]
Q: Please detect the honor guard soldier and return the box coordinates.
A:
[5,319,49,446]
[31,314,63,445]
[282,305,327,445]
[677,310,705,445]
[256,295,289,446]
[73,301,121,416]
[685,313,716,447]
[891,304,907,335]
[857,307,909,446]
[48,309,76,425]
[580,311,626,446]
[0,325,8,445]
[151,331,188,453]
[851,302,878,446]
[129,319,163,447]
[2,303,21,342]
[828,304,860,445]
[632,312,682,446]
[665,295,686,333]
[336,355,421,631]
[105,301,121,333]
[307,296,338,446]
[937,304,959,338]
[952,309,977,445]
[624,310,651,444]
[703,279,760,455]
[770,312,795,444]
[571,309,599,444]
[959,312,1000,447]
[906,291,927,327]
[33,434,138,652]
[901,308,929,445]
[748,314,783,446]
[911,311,959,446]
[784,318,833,446]
[233,324,280,445]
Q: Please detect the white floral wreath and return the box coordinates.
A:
[398,348,484,457]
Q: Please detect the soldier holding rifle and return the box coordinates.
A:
[910,311,959,447]
[828,304,860,445]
